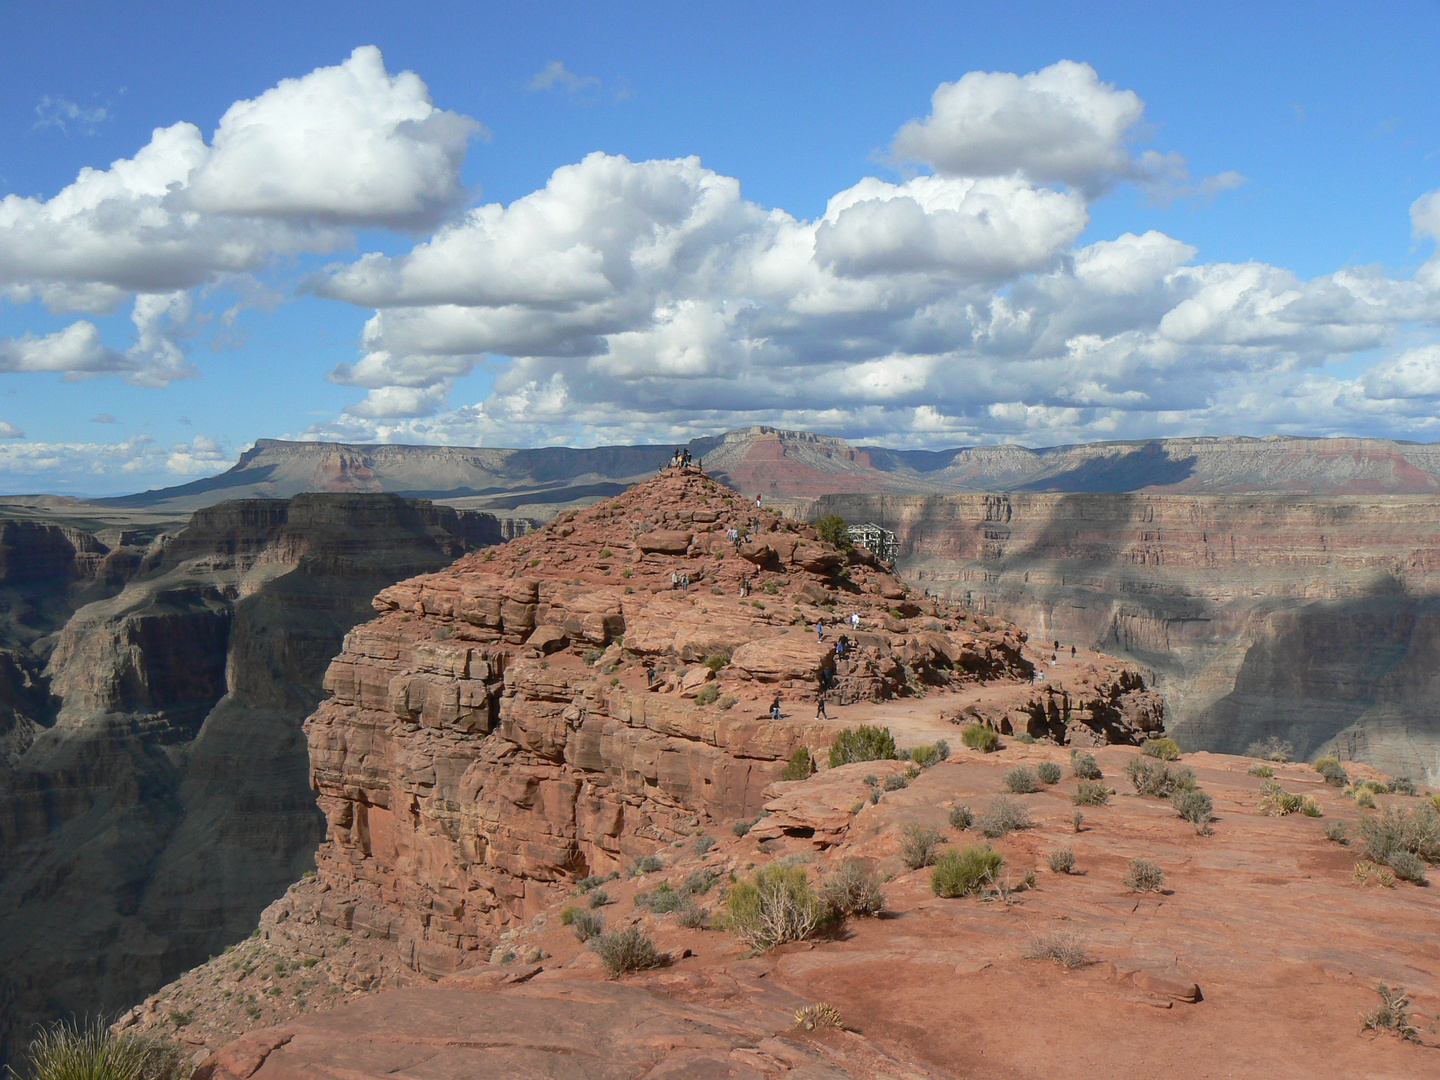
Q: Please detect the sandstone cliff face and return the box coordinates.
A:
[279,467,1160,985]
[809,491,1440,781]
[0,495,499,1065]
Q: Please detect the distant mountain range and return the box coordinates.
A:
[100,426,1440,511]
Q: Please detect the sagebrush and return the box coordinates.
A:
[829,725,898,767]
[931,844,1004,897]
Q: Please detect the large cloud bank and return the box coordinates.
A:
[2,52,1439,462]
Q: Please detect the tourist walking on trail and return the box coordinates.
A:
[671,571,679,590]
[770,694,782,720]
[815,681,829,720]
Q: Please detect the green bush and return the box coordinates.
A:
[1358,803,1440,863]
[560,905,579,925]
[635,882,689,913]
[1313,756,1348,787]
[934,739,951,760]
[820,858,885,917]
[910,744,941,768]
[883,774,909,792]
[1122,858,1164,893]
[571,909,604,941]
[781,747,815,781]
[931,844,1004,897]
[591,924,660,976]
[1048,846,1076,874]
[960,724,1000,753]
[1247,763,1274,778]
[814,514,852,549]
[1391,776,1417,796]
[1070,750,1103,780]
[1036,761,1063,785]
[694,835,717,855]
[723,863,827,949]
[1387,850,1427,884]
[829,725,898,767]
[695,684,719,705]
[703,651,731,672]
[1004,767,1039,794]
[717,694,737,710]
[14,1021,192,1080]
[1171,788,1215,830]
[1324,820,1348,844]
[978,795,1034,838]
[1259,780,1321,818]
[629,854,663,876]
[900,822,946,869]
[948,804,973,830]
[1072,780,1110,806]
[1141,737,1181,761]
[1124,757,1197,798]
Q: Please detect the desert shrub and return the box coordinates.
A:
[560,905,580,925]
[869,788,881,805]
[629,854,664,876]
[583,648,603,665]
[794,1003,845,1030]
[1324,821,1348,844]
[1258,780,1314,817]
[1025,932,1091,969]
[1004,767,1040,794]
[960,724,1000,753]
[931,844,1004,897]
[1301,795,1323,817]
[910,743,940,768]
[703,651,731,672]
[1171,788,1215,830]
[733,818,754,837]
[764,580,779,595]
[1072,780,1110,806]
[1358,803,1440,863]
[1387,850,1427,884]
[1070,750,1103,780]
[1072,811,1085,832]
[978,795,1034,838]
[694,835,717,855]
[694,684,719,706]
[674,897,707,928]
[1036,760,1063,785]
[15,1022,193,1080]
[1048,846,1076,874]
[820,858,885,917]
[1247,763,1274,778]
[1355,788,1377,809]
[723,863,827,950]
[814,514,852,549]
[571,909,604,941]
[1313,756,1348,787]
[717,694,737,710]
[781,747,815,781]
[683,869,720,895]
[883,774,910,792]
[635,882,689,913]
[828,725,898,767]
[900,822,946,870]
[1125,757,1197,798]
[1122,858,1164,893]
[1015,732,1036,744]
[1390,776,1417,796]
[1141,737,1181,761]
[591,924,660,976]
[1360,984,1421,1041]
[1246,735,1294,762]
[934,738,951,760]
[588,889,610,908]
[1353,860,1398,888]
[948,804,973,830]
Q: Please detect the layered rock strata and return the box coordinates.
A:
[810,490,1440,780]
[284,466,1161,983]
[0,495,499,1064]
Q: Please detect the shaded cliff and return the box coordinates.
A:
[0,494,502,1064]
[809,491,1440,781]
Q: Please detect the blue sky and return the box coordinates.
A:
[1,0,1438,494]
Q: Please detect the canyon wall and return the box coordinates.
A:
[809,491,1440,782]
[0,495,501,1063]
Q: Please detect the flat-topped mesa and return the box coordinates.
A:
[297,465,1162,981]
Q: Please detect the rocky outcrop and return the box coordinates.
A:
[257,466,1159,987]
[809,490,1440,780]
[0,495,500,1065]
